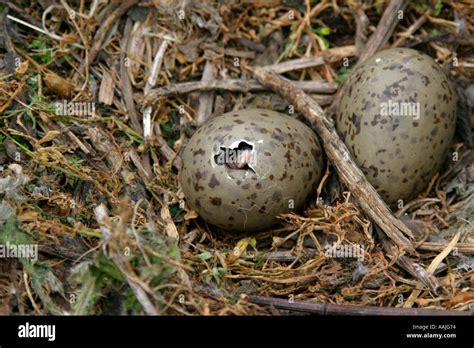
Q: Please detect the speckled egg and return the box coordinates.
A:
[179,108,324,232]
[336,48,457,205]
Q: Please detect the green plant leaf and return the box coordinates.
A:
[197,251,212,260]
[433,0,443,16]
[313,26,331,36]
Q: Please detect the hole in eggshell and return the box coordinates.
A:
[214,141,256,173]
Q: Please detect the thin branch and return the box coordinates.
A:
[358,0,410,63]
[247,295,469,316]
[418,242,474,253]
[3,3,42,27]
[392,13,428,47]
[196,59,218,125]
[352,7,369,55]
[120,19,143,134]
[145,79,337,103]
[265,56,325,74]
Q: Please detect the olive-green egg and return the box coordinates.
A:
[336,48,457,206]
[179,108,324,232]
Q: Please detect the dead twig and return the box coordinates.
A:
[418,242,474,253]
[247,295,470,316]
[145,79,337,103]
[352,7,369,55]
[418,33,474,46]
[392,13,428,47]
[3,2,42,28]
[265,56,325,74]
[358,0,410,63]
[153,122,182,171]
[145,55,333,104]
[196,59,218,125]
[119,19,153,180]
[120,19,143,134]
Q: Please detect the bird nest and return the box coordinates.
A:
[0,0,472,315]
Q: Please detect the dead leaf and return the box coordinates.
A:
[36,131,61,146]
[184,210,198,220]
[227,237,256,263]
[160,203,179,240]
[44,72,72,99]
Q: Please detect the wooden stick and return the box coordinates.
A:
[120,19,143,134]
[247,295,469,316]
[418,242,474,253]
[392,14,428,47]
[120,19,153,180]
[358,0,409,63]
[352,7,369,55]
[153,123,182,171]
[145,55,335,105]
[196,60,218,125]
[4,2,43,28]
[145,79,337,103]
[265,56,324,74]
[252,67,415,254]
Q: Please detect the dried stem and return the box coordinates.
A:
[248,295,468,315]
[358,0,410,63]
[145,79,337,103]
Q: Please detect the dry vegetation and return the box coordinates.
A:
[0,0,472,315]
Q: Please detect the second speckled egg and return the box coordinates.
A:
[336,48,457,205]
